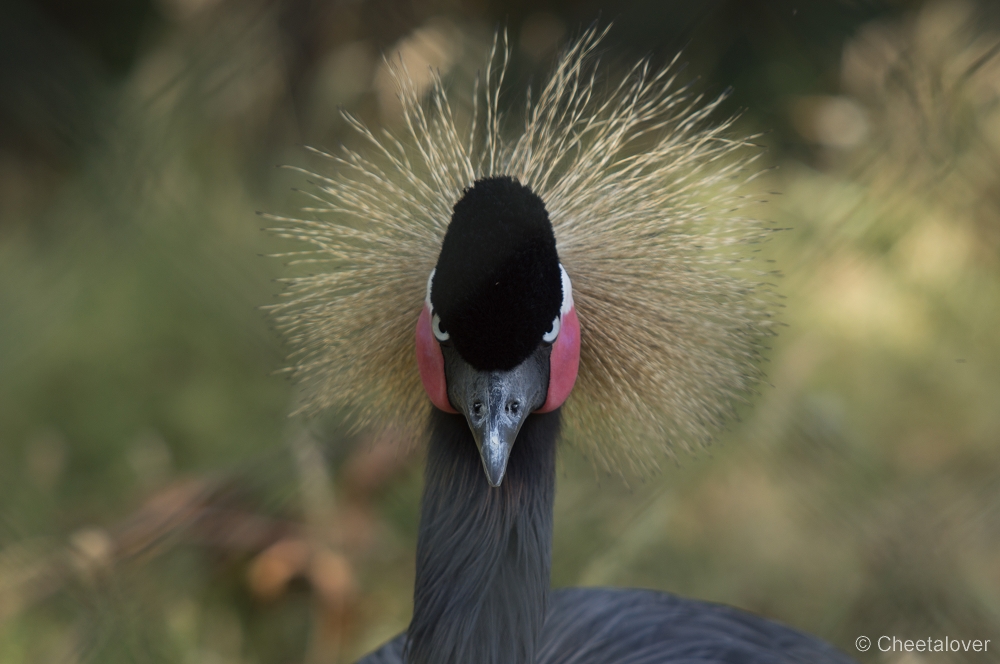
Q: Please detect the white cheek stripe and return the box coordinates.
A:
[425,269,436,309]
[559,264,574,317]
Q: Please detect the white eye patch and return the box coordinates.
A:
[427,269,450,341]
[542,264,573,343]
[425,269,436,308]
[542,316,560,343]
[432,313,450,341]
[559,264,574,317]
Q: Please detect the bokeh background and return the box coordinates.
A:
[2,0,1000,662]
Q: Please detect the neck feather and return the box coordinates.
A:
[406,408,559,664]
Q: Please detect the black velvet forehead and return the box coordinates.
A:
[431,176,562,372]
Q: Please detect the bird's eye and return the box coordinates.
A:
[542,315,560,344]
[432,313,450,342]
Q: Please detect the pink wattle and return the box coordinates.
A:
[537,306,580,413]
[415,305,456,413]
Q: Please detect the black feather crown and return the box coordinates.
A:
[431,176,563,372]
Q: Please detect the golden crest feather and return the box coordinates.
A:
[268,26,775,473]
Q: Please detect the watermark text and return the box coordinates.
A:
[855,635,990,653]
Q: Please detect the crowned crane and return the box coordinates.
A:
[271,28,856,664]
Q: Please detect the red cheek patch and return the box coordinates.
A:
[537,306,580,413]
[418,303,579,414]
[416,304,457,413]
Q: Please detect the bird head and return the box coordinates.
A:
[270,28,773,482]
[415,176,580,486]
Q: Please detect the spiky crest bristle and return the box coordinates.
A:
[266,26,775,473]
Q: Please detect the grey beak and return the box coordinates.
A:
[441,345,551,487]
[470,380,527,486]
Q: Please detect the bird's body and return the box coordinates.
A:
[363,589,854,664]
[272,27,856,664]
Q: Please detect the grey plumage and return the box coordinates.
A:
[361,588,856,664]
[352,408,854,664]
[405,408,557,664]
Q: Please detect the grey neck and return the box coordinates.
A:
[405,408,559,664]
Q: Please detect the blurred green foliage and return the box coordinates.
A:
[2,0,1000,663]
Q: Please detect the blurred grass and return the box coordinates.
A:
[2,0,1000,662]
